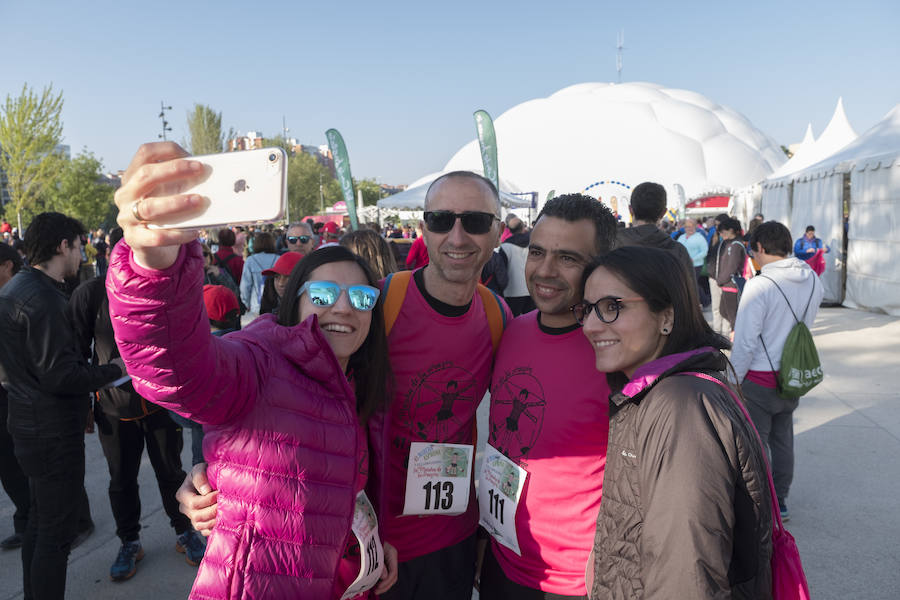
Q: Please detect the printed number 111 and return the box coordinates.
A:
[423,481,454,510]
[488,489,505,524]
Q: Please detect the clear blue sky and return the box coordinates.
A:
[2,0,897,185]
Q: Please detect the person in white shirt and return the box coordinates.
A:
[731,221,824,521]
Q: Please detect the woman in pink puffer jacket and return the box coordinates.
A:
[106,142,398,599]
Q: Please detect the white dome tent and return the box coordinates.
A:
[441,82,786,216]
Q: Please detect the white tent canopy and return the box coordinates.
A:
[441,82,785,214]
[767,98,858,180]
[377,170,534,210]
[763,104,900,314]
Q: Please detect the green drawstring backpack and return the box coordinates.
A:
[759,276,823,399]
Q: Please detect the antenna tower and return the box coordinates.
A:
[616,30,625,83]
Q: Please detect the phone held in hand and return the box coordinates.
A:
[149,147,287,230]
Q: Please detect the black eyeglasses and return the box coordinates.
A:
[423,211,499,235]
[571,296,646,325]
[287,235,311,245]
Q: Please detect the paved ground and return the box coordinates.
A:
[1,306,898,599]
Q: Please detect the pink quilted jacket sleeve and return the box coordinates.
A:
[106,240,260,425]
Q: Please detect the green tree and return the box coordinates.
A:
[186,104,227,155]
[0,83,65,231]
[354,178,383,208]
[284,151,344,221]
[46,150,115,230]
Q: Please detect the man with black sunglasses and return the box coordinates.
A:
[477,194,617,600]
[373,171,513,600]
[284,222,316,255]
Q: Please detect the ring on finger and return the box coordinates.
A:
[131,199,148,223]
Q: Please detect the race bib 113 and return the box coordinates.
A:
[402,442,474,516]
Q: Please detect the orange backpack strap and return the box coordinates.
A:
[382,270,413,337]
[476,283,507,355]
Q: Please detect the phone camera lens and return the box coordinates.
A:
[268,152,277,162]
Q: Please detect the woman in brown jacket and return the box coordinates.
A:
[573,246,773,599]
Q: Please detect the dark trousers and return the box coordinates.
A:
[94,407,190,542]
[15,435,86,600]
[741,379,800,501]
[0,396,30,535]
[168,412,205,466]
[694,266,711,307]
[379,534,477,600]
[480,542,586,600]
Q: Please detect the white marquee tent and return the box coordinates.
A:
[787,104,900,315]
[759,98,861,304]
[440,82,786,214]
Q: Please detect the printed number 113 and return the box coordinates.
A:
[423,481,454,510]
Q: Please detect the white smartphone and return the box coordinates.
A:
[149,147,287,229]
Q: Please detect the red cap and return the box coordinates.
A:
[262,251,303,277]
[203,284,239,322]
[321,221,340,234]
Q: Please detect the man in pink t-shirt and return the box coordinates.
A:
[375,171,512,600]
[479,194,618,599]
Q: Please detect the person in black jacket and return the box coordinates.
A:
[68,228,203,581]
[0,243,29,551]
[0,212,125,600]
[616,181,694,277]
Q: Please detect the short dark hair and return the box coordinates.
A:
[536,193,618,256]
[749,221,791,257]
[0,243,23,275]
[425,171,500,214]
[277,246,391,423]
[109,227,124,250]
[629,182,667,222]
[805,225,816,233]
[252,232,276,254]
[23,212,86,267]
[718,218,742,235]
[217,227,235,247]
[582,246,729,357]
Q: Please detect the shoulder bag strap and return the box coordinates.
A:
[382,270,412,337]
[475,283,506,355]
[680,371,785,533]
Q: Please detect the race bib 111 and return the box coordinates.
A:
[402,442,474,516]
[478,443,527,555]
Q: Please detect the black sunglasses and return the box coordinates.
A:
[287,235,311,245]
[423,211,498,235]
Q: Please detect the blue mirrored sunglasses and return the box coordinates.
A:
[297,280,380,312]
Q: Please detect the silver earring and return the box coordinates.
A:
[661,327,670,334]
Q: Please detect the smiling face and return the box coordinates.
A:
[525,216,597,327]
[422,176,501,300]
[581,266,673,378]
[297,261,372,371]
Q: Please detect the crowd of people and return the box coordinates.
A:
[0,140,828,599]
